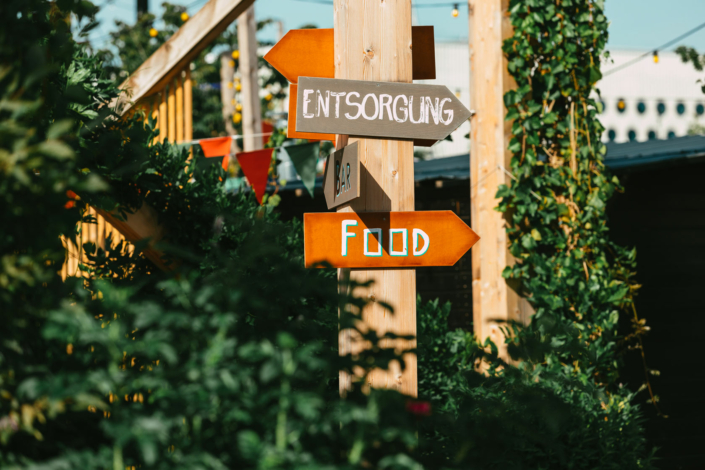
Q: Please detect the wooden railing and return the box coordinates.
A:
[61,0,255,278]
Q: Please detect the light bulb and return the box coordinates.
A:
[653,51,659,64]
[452,4,459,17]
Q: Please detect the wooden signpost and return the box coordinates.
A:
[295,77,471,142]
[266,2,478,398]
[304,211,479,269]
[323,142,360,209]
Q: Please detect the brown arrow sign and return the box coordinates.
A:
[263,26,435,83]
[304,211,479,269]
[295,77,472,142]
[323,142,360,209]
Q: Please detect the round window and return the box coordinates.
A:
[617,98,627,113]
[627,130,637,142]
[667,131,676,139]
[697,104,704,116]
[677,102,686,115]
[637,101,646,114]
[657,102,666,115]
[647,130,657,140]
[607,129,616,141]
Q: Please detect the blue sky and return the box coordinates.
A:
[87,0,705,52]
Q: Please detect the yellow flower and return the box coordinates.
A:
[235,103,243,111]
[232,50,240,60]
[235,83,242,92]
[149,28,158,38]
[233,113,242,124]
[181,12,189,21]
[229,59,235,68]
[265,93,273,101]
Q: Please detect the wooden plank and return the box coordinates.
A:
[264,26,436,83]
[335,0,417,398]
[184,68,193,144]
[412,25,436,81]
[469,0,532,360]
[238,4,263,151]
[115,0,256,114]
[323,142,360,209]
[159,91,167,143]
[167,81,176,142]
[295,77,471,142]
[176,74,184,143]
[304,211,479,268]
[94,205,173,272]
[288,84,335,141]
[220,52,239,153]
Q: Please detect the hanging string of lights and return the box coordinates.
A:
[292,0,464,17]
[604,20,705,76]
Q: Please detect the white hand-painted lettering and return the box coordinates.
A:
[409,95,425,124]
[302,89,314,118]
[439,98,453,125]
[379,94,393,121]
[317,90,330,117]
[361,93,379,120]
[344,92,363,120]
[331,92,346,118]
[425,97,440,125]
[393,94,409,123]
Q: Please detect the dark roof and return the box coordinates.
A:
[603,135,705,169]
[273,135,705,191]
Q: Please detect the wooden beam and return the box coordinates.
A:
[237,4,263,151]
[335,0,417,397]
[468,0,532,360]
[220,52,239,155]
[116,0,256,114]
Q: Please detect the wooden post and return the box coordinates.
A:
[184,68,193,144]
[237,4,263,152]
[220,52,239,155]
[468,0,531,359]
[335,0,417,397]
[167,80,176,142]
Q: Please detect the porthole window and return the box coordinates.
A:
[617,98,627,113]
[627,130,637,142]
[637,101,646,114]
[677,102,686,115]
[697,103,704,116]
[657,102,666,115]
[667,131,676,139]
[647,130,657,140]
[607,129,616,142]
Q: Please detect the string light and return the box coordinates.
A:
[653,51,659,64]
[452,3,459,17]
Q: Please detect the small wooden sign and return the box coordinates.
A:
[264,26,435,83]
[323,142,360,209]
[296,77,471,142]
[304,211,479,268]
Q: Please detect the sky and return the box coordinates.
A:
[87,0,705,53]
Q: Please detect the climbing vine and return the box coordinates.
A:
[498,0,658,407]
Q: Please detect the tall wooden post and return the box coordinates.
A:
[220,52,239,154]
[468,0,530,359]
[335,0,417,397]
[237,4,263,152]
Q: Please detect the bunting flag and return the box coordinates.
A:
[236,148,274,204]
[199,136,233,171]
[282,142,320,198]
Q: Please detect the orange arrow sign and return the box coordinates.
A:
[264,26,436,83]
[304,211,479,268]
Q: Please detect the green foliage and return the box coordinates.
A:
[676,45,705,94]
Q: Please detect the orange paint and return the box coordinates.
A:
[304,211,479,268]
[264,29,335,84]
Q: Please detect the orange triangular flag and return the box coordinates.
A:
[221,155,230,171]
[199,136,232,158]
[236,148,274,204]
